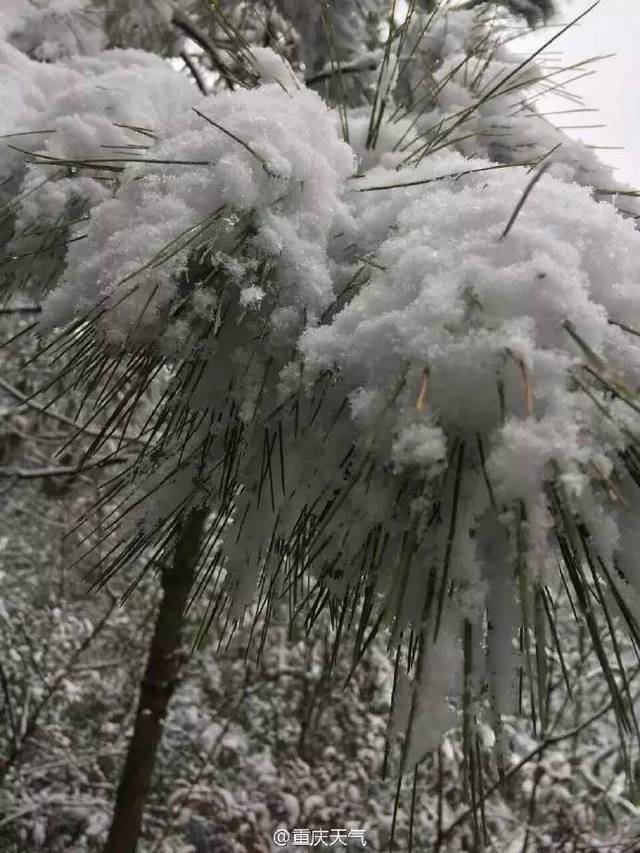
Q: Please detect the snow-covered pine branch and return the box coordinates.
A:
[3,1,640,844]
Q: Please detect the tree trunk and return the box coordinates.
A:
[104,506,207,853]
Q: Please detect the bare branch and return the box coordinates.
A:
[171,9,235,90]
[0,375,145,448]
[0,455,128,479]
[180,50,208,95]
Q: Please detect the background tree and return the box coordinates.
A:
[3,1,640,850]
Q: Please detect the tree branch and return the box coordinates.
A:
[171,9,235,91]
[438,665,640,845]
[305,59,378,87]
[180,50,208,95]
[0,456,128,479]
[0,597,117,782]
[0,305,42,315]
[0,375,145,448]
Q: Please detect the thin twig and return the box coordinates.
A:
[0,306,42,315]
[0,598,117,782]
[180,50,208,95]
[0,455,128,479]
[172,9,235,90]
[439,666,640,844]
[0,375,145,448]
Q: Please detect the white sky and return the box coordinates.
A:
[516,0,640,185]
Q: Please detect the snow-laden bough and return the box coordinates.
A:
[10,24,640,771]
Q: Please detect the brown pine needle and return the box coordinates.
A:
[519,359,533,417]
[589,461,629,508]
[416,370,429,412]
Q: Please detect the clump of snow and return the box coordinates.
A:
[0,0,105,60]
[250,45,300,89]
[42,52,355,342]
[390,614,461,767]
[392,7,640,220]
[1,44,198,225]
[293,152,640,693]
[303,159,640,495]
[391,421,447,472]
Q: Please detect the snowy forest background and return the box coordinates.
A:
[2,0,640,851]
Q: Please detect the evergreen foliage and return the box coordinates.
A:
[2,1,640,849]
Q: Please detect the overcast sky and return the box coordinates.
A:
[517,0,640,185]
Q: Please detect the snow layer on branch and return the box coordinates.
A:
[394,8,640,219]
[291,152,640,655]
[42,54,355,343]
[0,0,177,59]
[12,4,640,754]
[0,42,198,227]
[0,0,105,60]
[303,155,640,499]
[250,46,301,89]
[261,144,640,733]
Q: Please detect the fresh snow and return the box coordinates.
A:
[4,0,640,795]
